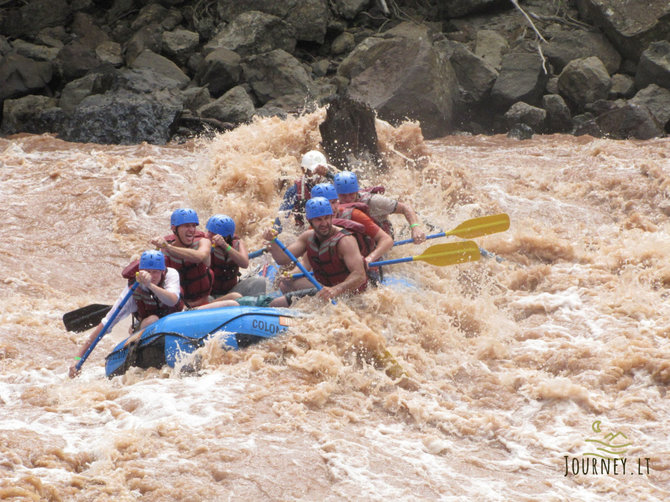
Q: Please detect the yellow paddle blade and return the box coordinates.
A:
[414,241,481,266]
[445,213,510,239]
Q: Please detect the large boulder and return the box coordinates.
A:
[319,94,382,170]
[0,0,71,39]
[198,85,255,124]
[1,95,63,136]
[0,52,53,101]
[195,48,242,98]
[490,52,547,111]
[594,102,665,139]
[542,94,572,132]
[57,68,185,144]
[129,49,190,89]
[339,23,458,139]
[635,41,670,90]
[544,29,621,74]
[575,0,670,60]
[204,11,296,57]
[504,102,546,132]
[331,0,370,20]
[241,49,317,104]
[557,56,611,112]
[437,40,497,104]
[215,0,329,44]
[630,84,670,129]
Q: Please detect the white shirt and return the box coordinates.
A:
[101,268,181,329]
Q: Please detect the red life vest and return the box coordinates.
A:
[357,186,394,236]
[163,230,214,302]
[210,235,241,295]
[306,228,367,292]
[333,215,380,284]
[121,261,184,321]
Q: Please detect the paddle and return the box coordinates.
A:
[292,241,480,279]
[63,304,112,333]
[250,214,509,258]
[74,282,139,372]
[393,213,510,245]
[273,237,336,305]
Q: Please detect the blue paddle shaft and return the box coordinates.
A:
[393,232,446,246]
[273,238,336,305]
[248,248,266,259]
[75,282,139,370]
[291,255,411,278]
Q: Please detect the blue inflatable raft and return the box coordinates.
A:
[104,306,296,378]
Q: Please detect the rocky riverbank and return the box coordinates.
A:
[1,0,669,144]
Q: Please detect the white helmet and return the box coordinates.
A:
[301,150,327,173]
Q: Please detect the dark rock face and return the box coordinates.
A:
[1,0,669,144]
[319,94,382,171]
[343,23,458,139]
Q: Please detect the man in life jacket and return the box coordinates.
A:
[334,171,427,244]
[262,196,367,307]
[205,214,266,300]
[275,150,336,232]
[311,182,393,267]
[69,250,182,378]
[151,208,213,307]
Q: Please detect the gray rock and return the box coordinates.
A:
[312,59,331,78]
[635,40,670,90]
[56,41,101,81]
[331,0,370,20]
[131,4,182,32]
[242,49,316,104]
[490,52,548,110]
[544,29,621,74]
[124,24,164,65]
[0,52,54,101]
[331,32,356,56]
[96,41,124,67]
[1,95,63,136]
[205,11,296,57]
[215,0,329,44]
[180,86,212,112]
[71,12,110,49]
[341,22,458,139]
[542,94,572,132]
[630,84,670,128]
[609,73,636,98]
[474,29,508,70]
[11,40,61,62]
[557,56,611,111]
[575,0,670,60]
[504,102,546,131]
[0,0,71,39]
[438,40,497,103]
[162,29,200,67]
[129,50,191,89]
[198,85,255,124]
[60,90,183,144]
[195,48,242,98]
[595,102,665,139]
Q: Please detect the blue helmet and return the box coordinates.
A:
[170,208,199,227]
[305,196,333,220]
[139,250,166,271]
[310,183,338,201]
[334,171,359,195]
[206,214,235,238]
